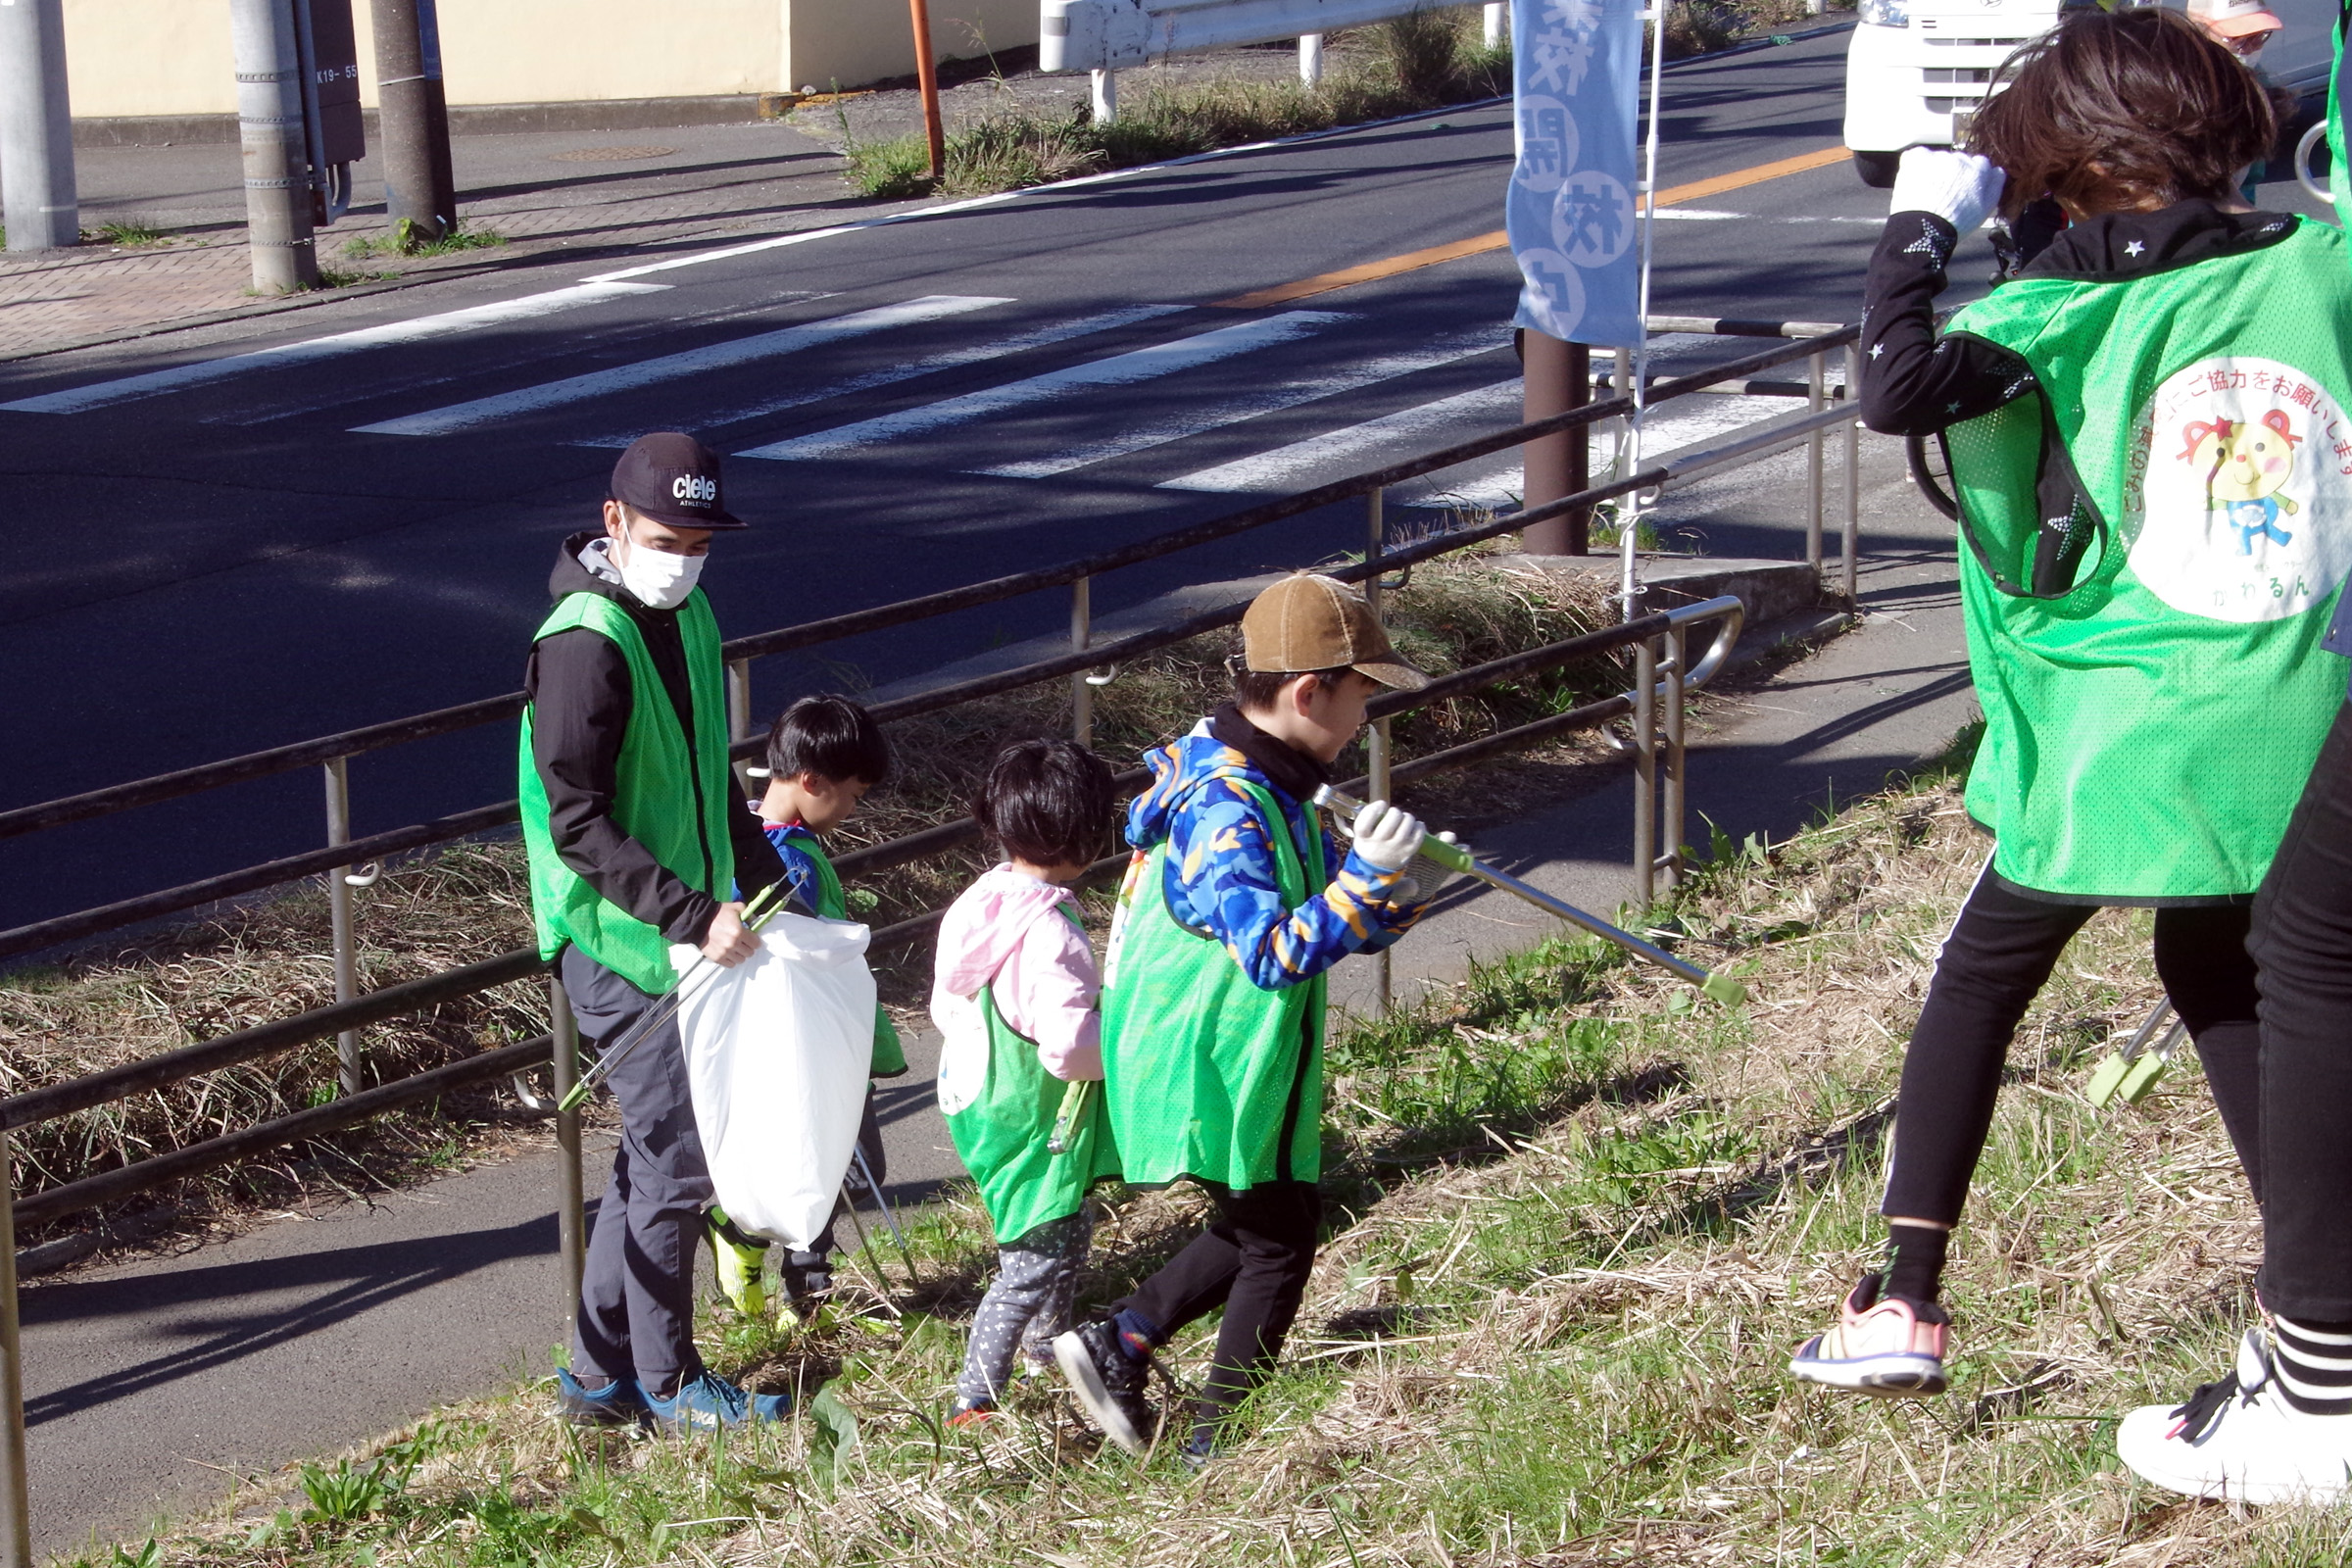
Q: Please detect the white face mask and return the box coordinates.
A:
[612,533,705,611]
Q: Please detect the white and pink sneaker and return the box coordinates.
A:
[1788,1274,1951,1396]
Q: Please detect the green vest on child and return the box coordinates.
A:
[517,590,735,995]
[1101,780,1329,1189]
[1939,216,2352,901]
[943,935,1121,1244]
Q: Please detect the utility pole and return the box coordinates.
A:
[1522,329,1592,554]
[230,0,319,291]
[371,0,456,243]
[0,0,78,253]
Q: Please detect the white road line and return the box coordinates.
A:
[1164,387,1796,498]
[0,279,671,416]
[1159,379,1521,493]
[351,295,1008,436]
[977,327,1509,479]
[734,311,1350,463]
[567,303,1188,450]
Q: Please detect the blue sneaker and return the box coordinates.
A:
[639,1370,792,1434]
[554,1368,647,1429]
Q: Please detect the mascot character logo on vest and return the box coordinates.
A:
[2123,356,2352,622]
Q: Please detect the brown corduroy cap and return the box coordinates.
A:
[1240,572,1429,691]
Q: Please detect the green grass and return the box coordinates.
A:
[76,765,2336,1566]
[341,221,506,261]
[84,221,171,248]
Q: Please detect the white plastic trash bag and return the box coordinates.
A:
[674,911,876,1250]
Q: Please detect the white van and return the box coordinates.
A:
[1841,0,2331,188]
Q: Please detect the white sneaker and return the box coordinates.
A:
[2117,1330,2352,1504]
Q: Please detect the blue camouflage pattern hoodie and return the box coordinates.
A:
[1127,719,1430,991]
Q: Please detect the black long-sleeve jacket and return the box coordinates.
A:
[1859,200,2301,436]
[524,531,785,945]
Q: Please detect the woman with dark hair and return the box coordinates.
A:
[1787,8,2352,1482]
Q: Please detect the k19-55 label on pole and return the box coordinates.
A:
[1508,0,1644,349]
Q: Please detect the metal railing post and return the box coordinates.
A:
[1842,341,1861,605]
[1071,576,1094,749]
[1805,349,1826,578]
[1365,487,1393,1012]
[323,759,362,1097]
[726,657,756,793]
[1633,638,1657,908]
[1662,623,1687,888]
[0,1125,31,1568]
[550,976,584,1349]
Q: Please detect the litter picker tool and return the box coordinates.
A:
[1313,786,1747,1008]
[556,880,789,1114]
[1046,1078,1095,1155]
[2085,999,2186,1110]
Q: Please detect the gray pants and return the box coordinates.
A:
[564,946,711,1397]
[956,1208,1094,1405]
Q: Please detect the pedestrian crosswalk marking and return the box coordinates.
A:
[1159,379,1522,493]
[733,311,1351,463]
[567,304,1188,450]
[976,326,1507,479]
[0,279,671,416]
[352,295,1010,437]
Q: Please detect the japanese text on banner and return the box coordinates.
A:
[1508,0,1644,349]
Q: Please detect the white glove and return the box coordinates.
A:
[1889,148,2005,235]
[1393,830,1459,905]
[1350,800,1428,873]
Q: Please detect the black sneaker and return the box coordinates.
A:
[1053,1321,1155,1455]
[777,1252,834,1329]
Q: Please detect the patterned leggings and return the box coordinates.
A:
[956,1208,1094,1405]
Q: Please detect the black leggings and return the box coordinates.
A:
[1881,873,2262,1227]
[2250,702,2352,1319]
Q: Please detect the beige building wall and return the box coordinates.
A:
[64,0,1039,122]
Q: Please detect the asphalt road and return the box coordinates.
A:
[0,24,1981,937]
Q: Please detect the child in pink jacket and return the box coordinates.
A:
[931,740,1122,1425]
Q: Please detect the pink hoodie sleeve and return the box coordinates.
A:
[992,905,1103,1082]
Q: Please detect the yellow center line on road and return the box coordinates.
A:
[1207,143,1853,310]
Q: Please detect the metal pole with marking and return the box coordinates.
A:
[1842,340,1861,603]
[1071,576,1094,748]
[1485,1,1508,47]
[1806,348,1827,577]
[323,759,363,1096]
[1298,32,1324,83]
[0,0,77,253]
[0,1123,31,1568]
[550,976,584,1348]
[908,0,946,182]
[1633,636,1657,907]
[230,0,320,291]
[1365,488,1394,1012]
[1662,621,1687,888]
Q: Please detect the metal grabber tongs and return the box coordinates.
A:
[1311,785,1750,1009]
[2085,998,2187,1110]
[555,879,791,1115]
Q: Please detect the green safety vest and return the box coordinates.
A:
[517,590,736,995]
[1100,779,1329,1190]
[778,830,907,1077]
[1938,216,2352,901]
[943,949,1122,1245]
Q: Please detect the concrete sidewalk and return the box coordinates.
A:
[13,431,1974,1559]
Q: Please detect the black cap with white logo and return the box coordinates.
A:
[609,430,747,530]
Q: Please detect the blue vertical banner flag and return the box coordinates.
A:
[1508,0,1646,350]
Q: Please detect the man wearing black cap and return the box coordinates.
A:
[518,431,790,1432]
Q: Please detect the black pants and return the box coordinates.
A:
[564,946,712,1396]
[1113,1181,1321,1432]
[2252,703,2352,1319]
[1881,873,2262,1227]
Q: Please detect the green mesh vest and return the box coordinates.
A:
[944,952,1122,1245]
[776,829,906,1077]
[1100,780,1329,1190]
[518,589,735,994]
[1938,217,2352,901]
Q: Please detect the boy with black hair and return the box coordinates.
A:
[1053,572,1445,1461]
[705,693,906,1322]
[931,739,1123,1426]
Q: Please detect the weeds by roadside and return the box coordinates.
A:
[341,222,505,262]
[76,760,2328,1567]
